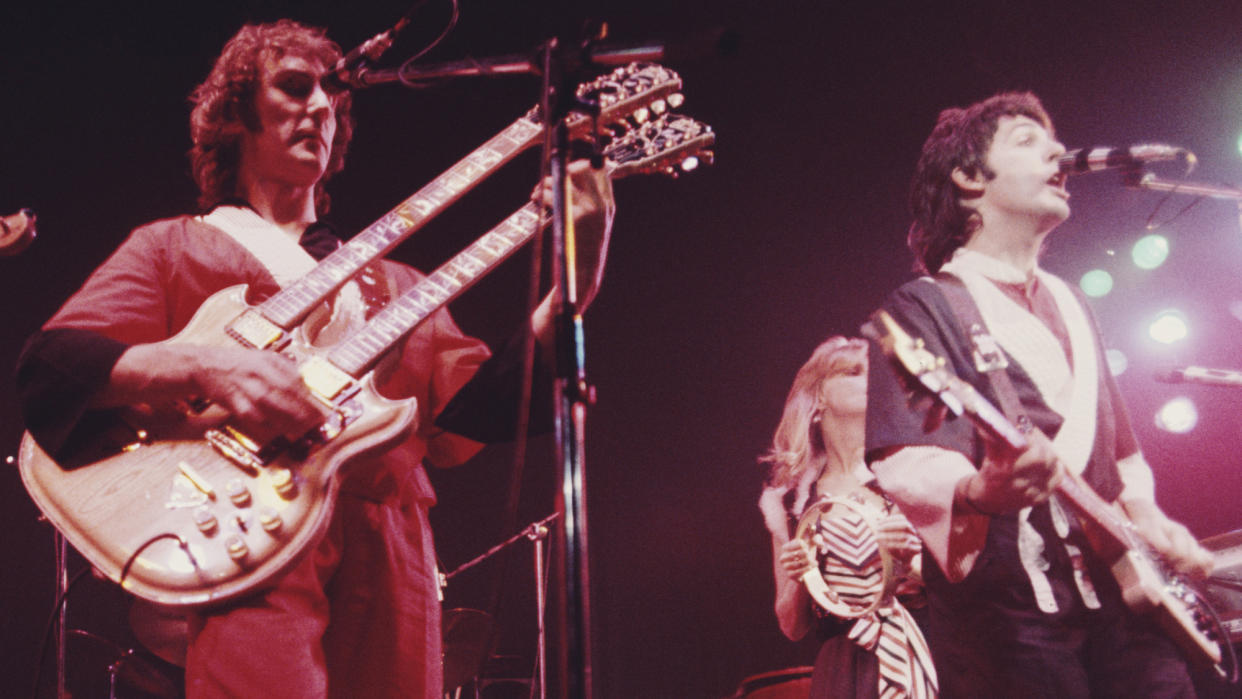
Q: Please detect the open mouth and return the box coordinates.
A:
[1047,171,1068,194]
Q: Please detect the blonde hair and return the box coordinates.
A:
[759,336,865,489]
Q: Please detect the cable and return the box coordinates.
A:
[31,567,92,699]
[397,0,462,89]
[119,533,197,586]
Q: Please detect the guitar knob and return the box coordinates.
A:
[270,468,297,499]
[259,507,283,533]
[193,507,218,534]
[225,535,248,561]
[226,479,251,507]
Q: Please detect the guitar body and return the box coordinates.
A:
[1095,515,1224,666]
[18,285,418,606]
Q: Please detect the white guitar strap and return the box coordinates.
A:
[198,206,367,342]
[935,258,1103,613]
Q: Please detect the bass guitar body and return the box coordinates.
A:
[18,285,417,606]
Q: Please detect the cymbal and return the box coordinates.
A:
[442,607,493,691]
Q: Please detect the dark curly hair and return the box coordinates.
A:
[188,19,355,214]
[907,92,1051,274]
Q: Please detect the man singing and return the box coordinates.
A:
[864,91,1214,697]
[16,19,613,697]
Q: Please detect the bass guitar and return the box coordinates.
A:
[18,113,714,606]
[862,308,1230,675]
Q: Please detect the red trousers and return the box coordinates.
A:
[185,481,442,698]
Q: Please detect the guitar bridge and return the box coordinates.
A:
[205,429,263,475]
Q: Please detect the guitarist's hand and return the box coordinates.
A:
[529,160,616,353]
[532,159,616,310]
[106,343,325,442]
[1124,499,1215,580]
[959,428,1064,515]
[188,346,326,440]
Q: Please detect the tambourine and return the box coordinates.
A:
[793,494,897,618]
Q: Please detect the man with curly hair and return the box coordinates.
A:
[16,19,613,697]
[864,92,1214,696]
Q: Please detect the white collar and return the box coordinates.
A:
[945,247,1035,285]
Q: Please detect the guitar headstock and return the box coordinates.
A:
[861,310,964,415]
[862,309,1029,450]
[604,114,715,179]
[580,63,684,129]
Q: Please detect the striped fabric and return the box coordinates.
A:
[812,509,939,698]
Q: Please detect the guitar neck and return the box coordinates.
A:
[257,111,545,330]
[327,201,547,377]
[1053,470,1137,557]
[252,63,685,332]
[320,111,714,378]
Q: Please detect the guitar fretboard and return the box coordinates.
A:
[258,111,544,329]
[328,202,547,377]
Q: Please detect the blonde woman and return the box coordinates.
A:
[758,337,936,698]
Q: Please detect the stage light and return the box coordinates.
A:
[1105,348,1128,376]
[1155,396,1198,434]
[1148,310,1188,344]
[1131,234,1169,270]
[1079,269,1114,297]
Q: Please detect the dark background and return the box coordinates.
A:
[4,1,1242,697]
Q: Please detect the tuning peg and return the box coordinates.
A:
[650,100,667,116]
[667,93,685,109]
[631,107,650,124]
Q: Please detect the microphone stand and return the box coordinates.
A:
[1127,171,1242,201]
[444,513,558,699]
[1126,171,1242,266]
[537,36,599,699]
[348,30,636,697]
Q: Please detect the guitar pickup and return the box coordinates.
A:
[299,356,357,403]
[226,310,287,350]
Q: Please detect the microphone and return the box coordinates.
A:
[1060,144,1196,175]
[1154,366,1242,389]
[321,11,417,90]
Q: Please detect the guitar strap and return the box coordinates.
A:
[198,206,389,345]
[933,273,1102,613]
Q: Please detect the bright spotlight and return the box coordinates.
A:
[1080,269,1114,297]
[1131,234,1170,270]
[1105,348,1128,376]
[1155,396,1198,434]
[1148,310,1188,344]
